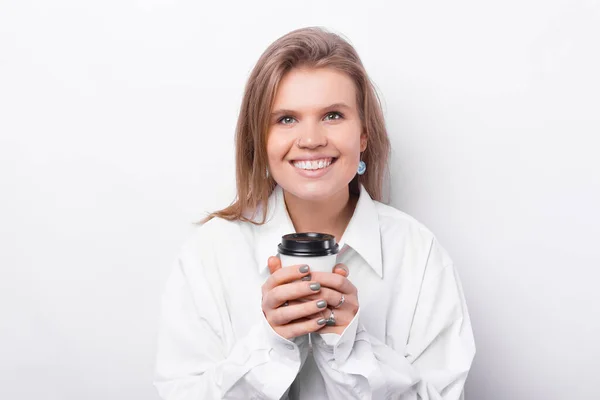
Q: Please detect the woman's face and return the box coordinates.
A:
[266,67,367,203]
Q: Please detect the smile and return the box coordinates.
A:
[292,158,334,170]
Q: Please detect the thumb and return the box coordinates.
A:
[267,256,282,275]
[332,263,349,278]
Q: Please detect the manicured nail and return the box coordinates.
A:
[309,283,321,291]
[316,300,327,309]
[317,318,327,325]
[299,265,309,273]
[301,274,311,281]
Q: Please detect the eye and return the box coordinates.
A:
[278,116,297,125]
[324,112,343,121]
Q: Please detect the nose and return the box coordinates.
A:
[296,122,327,149]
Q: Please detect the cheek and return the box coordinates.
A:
[333,132,362,172]
[266,132,293,164]
[333,129,362,156]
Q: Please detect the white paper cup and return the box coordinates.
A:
[277,233,339,273]
[279,253,338,273]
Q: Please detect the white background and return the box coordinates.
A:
[1,1,599,399]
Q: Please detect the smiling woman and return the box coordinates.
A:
[154,26,475,400]
[200,27,390,226]
[267,68,366,205]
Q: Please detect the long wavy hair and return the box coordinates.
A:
[201,26,390,225]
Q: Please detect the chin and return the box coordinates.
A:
[282,179,349,203]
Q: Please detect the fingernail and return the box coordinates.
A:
[335,265,349,276]
[317,318,327,325]
[299,265,309,273]
[309,283,321,291]
[316,300,327,308]
[301,274,311,281]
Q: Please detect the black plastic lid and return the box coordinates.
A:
[277,232,339,257]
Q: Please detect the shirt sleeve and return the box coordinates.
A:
[310,239,476,400]
[153,241,308,400]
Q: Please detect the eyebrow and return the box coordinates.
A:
[270,102,352,118]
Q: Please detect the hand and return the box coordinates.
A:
[261,256,329,339]
[268,259,357,335]
[303,264,359,335]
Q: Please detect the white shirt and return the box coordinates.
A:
[154,185,475,400]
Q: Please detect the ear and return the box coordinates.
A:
[360,132,368,152]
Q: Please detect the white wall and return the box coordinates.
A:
[1,1,599,399]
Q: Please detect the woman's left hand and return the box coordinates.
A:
[303,263,359,335]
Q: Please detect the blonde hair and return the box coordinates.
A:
[201,26,390,225]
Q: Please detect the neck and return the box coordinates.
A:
[283,186,358,243]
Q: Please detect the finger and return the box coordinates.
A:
[332,263,349,277]
[265,280,322,309]
[278,299,314,309]
[310,271,356,294]
[302,287,349,308]
[268,298,329,325]
[268,256,282,275]
[263,263,310,292]
[299,309,328,321]
[303,287,339,302]
[276,315,327,340]
[279,299,303,307]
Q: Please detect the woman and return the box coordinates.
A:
[154,27,475,400]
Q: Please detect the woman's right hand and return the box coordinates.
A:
[261,256,329,339]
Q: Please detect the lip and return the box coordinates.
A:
[289,158,336,179]
[289,155,337,162]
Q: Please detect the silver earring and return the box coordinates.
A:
[357,160,366,175]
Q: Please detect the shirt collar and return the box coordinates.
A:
[254,185,383,278]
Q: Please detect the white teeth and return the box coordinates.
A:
[293,158,333,170]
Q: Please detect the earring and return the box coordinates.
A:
[357,160,366,175]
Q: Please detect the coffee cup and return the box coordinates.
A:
[277,232,340,273]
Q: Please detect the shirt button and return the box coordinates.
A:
[285,343,294,350]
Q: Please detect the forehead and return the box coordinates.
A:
[272,67,358,111]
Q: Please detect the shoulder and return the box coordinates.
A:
[177,217,248,265]
[188,215,248,243]
[373,201,453,268]
[373,201,435,240]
